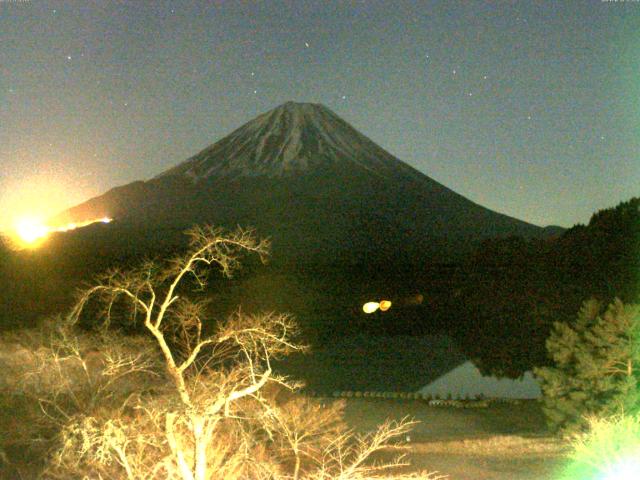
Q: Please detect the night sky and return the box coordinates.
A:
[1,0,638,231]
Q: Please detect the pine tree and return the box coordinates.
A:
[534,298,640,434]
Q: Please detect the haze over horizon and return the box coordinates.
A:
[1,1,638,231]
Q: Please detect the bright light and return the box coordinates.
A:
[562,414,640,480]
[10,216,113,249]
[363,299,393,313]
[363,302,380,314]
[602,457,640,480]
[14,218,49,246]
[379,300,392,311]
[52,217,113,232]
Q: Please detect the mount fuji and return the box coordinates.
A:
[56,102,547,264]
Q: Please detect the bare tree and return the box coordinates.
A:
[34,225,444,479]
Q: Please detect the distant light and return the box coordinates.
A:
[53,217,113,233]
[379,300,392,311]
[363,302,380,314]
[55,222,77,232]
[363,300,393,313]
[11,216,113,249]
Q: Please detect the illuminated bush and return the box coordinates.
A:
[534,298,640,434]
[560,414,640,480]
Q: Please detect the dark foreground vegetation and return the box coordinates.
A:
[1,197,638,382]
[0,198,638,478]
[1,226,436,479]
[453,197,639,377]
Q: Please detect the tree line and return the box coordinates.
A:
[452,197,640,377]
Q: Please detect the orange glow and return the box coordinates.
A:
[54,216,112,233]
[14,217,49,246]
[363,299,393,314]
[379,300,392,311]
[0,169,98,232]
[10,216,113,249]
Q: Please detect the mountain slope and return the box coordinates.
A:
[55,102,546,263]
[155,101,426,181]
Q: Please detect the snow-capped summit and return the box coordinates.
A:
[157,102,420,180]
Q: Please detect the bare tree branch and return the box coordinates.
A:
[27,225,440,480]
